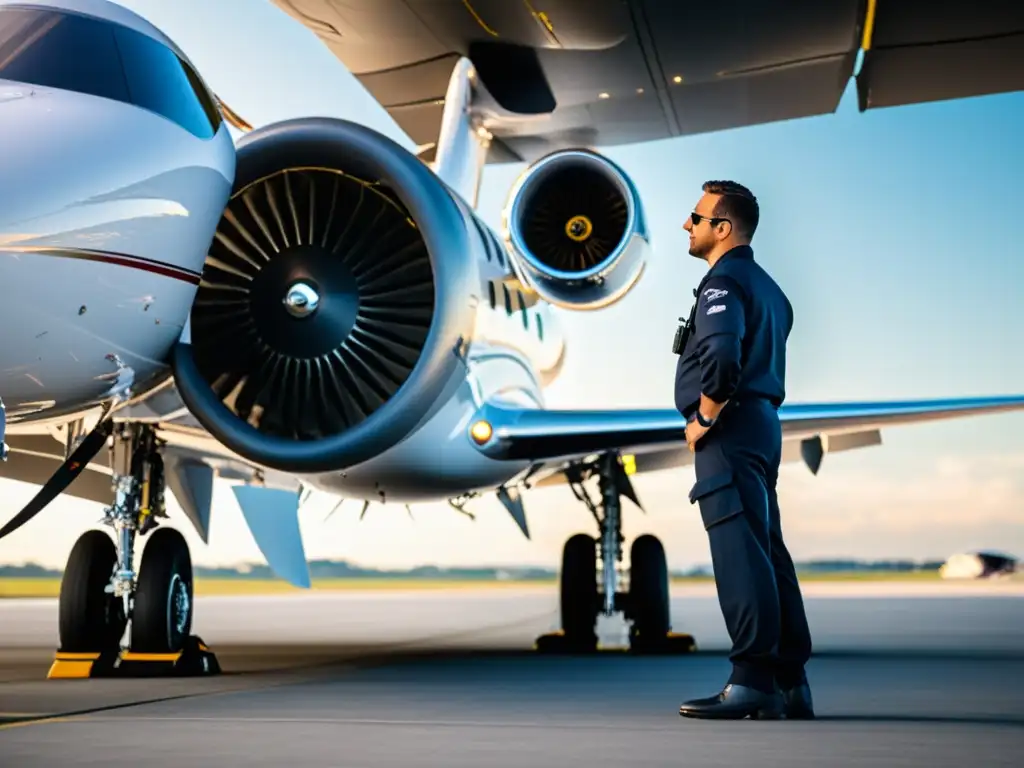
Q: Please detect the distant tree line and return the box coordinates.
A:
[0,558,944,580]
[681,559,944,577]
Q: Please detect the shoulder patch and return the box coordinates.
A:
[702,287,729,302]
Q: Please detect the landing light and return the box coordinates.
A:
[469,420,493,444]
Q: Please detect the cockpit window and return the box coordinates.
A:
[0,6,222,139]
[0,7,129,103]
[113,26,222,139]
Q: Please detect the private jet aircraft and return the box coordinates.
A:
[1,0,1022,658]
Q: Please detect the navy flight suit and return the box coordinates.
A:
[674,244,812,695]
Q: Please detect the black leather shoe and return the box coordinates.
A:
[781,682,814,719]
[679,684,784,720]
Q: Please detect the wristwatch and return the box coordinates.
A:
[694,410,716,428]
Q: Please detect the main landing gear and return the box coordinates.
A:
[49,423,219,679]
[535,452,696,655]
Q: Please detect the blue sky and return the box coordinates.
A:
[0,0,1022,571]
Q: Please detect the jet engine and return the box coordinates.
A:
[171,118,480,475]
[501,149,650,310]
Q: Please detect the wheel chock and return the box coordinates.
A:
[46,651,113,679]
[47,636,221,679]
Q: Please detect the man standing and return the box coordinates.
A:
[673,180,814,720]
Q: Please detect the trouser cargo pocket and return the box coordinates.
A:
[689,471,744,530]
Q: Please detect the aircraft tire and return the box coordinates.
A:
[628,534,670,644]
[131,527,194,653]
[559,533,598,649]
[58,530,127,652]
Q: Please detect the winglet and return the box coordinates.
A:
[232,486,311,588]
[496,486,529,540]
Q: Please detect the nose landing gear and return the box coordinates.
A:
[49,423,219,678]
[535,452,696,655]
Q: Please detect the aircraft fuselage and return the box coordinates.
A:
[0,0,235,425]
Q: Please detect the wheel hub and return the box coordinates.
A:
[168,573,190,636]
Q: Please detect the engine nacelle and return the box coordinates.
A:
[171,117,480,475]
[501,149,650,311]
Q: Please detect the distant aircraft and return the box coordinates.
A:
[1,0,1022,659]
[939,553,1018,580]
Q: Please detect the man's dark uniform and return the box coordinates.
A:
[674,244,813,703]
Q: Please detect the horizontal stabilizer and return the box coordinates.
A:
[232,485,310,589]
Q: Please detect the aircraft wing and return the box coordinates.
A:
[471,395,1024,480]
[268,0,1024,164]
[3,395,1021,586]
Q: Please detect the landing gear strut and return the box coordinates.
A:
[536,452,696,654]
[51,424,218,677]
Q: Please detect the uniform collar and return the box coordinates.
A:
[718,244,753,262]
[707,244,753,273]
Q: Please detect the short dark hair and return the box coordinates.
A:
[702,180,759,240]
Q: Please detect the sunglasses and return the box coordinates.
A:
[689,212,730,227]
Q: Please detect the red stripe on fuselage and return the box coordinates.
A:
[0,246,202,285]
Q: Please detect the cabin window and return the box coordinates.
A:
[502,284,512,315]
[536,313,544,341]
[487,281,496,308]
[518,291,528,329]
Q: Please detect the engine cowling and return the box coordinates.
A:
[501,148,649,310]
[171,117,479,475]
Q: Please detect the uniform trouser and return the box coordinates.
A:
[689,398,813,694]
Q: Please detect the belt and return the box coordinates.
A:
[683,393,778,420]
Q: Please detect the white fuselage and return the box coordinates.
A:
[0,0,236,428]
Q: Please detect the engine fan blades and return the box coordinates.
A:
[190,168,435,441]
[520,166,628,273]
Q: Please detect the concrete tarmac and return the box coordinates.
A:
[1,582,1022,766]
